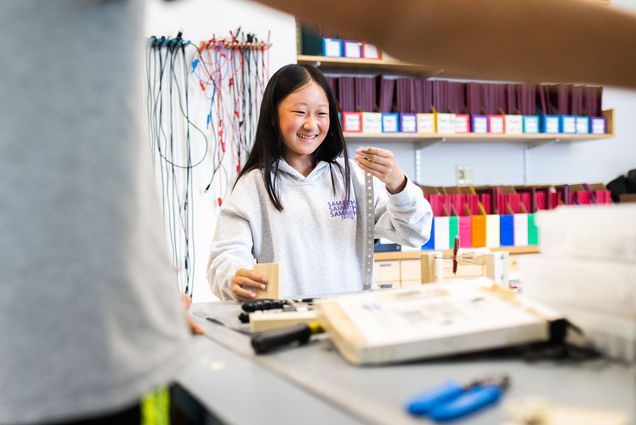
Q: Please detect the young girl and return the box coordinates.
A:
[207,64,432,300]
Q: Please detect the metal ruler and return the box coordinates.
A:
[363,172,374,290]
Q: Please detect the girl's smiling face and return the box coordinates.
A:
[277,80,330,175]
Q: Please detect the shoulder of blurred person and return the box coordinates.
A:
[0,1,194,423]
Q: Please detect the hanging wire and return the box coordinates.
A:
[146,30,270,297]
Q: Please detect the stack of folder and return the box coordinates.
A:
[299,25,382,59]
[326,74,606,136]
[420,183,612,252]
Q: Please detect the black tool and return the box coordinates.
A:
[241,298,288,313]
[251,322,323,354]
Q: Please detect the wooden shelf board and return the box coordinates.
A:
[374,245,539,261]
[344,132,613,144]
[297,54,442,77]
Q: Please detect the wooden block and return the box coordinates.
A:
[443,259,484,279]
[620,193,636,203]
[400,259,422,281]
[421,252,436,283]
[249,310,318,332]
[253,262,280,299]
[374,260,400,282]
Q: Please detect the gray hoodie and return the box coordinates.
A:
[208,158,432,299]
[0,2,193,423]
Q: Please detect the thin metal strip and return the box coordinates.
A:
[363,172,374,291]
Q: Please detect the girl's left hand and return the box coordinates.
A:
[355,147,407,194]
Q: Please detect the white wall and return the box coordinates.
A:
[145,0,296,302]
[145,0,636,302]
[382,0,636,186]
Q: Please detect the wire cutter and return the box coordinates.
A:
[405,375,509,422]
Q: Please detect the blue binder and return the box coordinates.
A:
[499,215,515,247]
[422,217,435,250]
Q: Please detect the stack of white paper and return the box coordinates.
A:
[316,280,563,365]
[520,204,636,362]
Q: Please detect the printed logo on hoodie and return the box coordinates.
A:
[328,200,357,220]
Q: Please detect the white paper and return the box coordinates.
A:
[336,285,544,346]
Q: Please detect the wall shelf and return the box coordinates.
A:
[344,109,614,148]
[297,54,443,77]
[343,109,614,183]
[375,245,539,261]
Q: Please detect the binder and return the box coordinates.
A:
[449,215,459,249]
[561,115,577,134]
[528,214,539,245]
[523,116,540,133]
[436,113,455,134]
[361,112,382,133]
[374,239,401,252]
[354,77,376,113]
[488,115,505,134]
[471,215,487,248]
[453,114,470,134]
[542,115,560,134]
[416,113,435,134]
[459,216,472,248]
[343,40,362,59]
[338,77,355,112]
[505,115,523,134]
[300,25,323,55]
[433,216,450,250]
[485,215,501,248]
[342,112,362,132]
[381,113,399,133]
[471,115,488,134]
[400,113,417,133]
[576,116,590,134]
[513,213,529,247]
[377,76,395,113]
[361,44,381,60]
[422,217,435,250]
[499,214,515,247]
[323,38,343,57]
[591,117,606,134]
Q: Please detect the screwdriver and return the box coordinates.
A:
[251,322,324,354]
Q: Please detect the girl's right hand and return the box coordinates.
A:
[231,268,268,300]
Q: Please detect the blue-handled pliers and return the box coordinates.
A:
[405,375,509,422]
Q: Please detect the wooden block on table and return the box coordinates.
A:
[400,259,422,282]
[249,310,318,332]
[421,252,436,283]
[620,193,636,203]
[374,260,400,282]
[253,262,280,299]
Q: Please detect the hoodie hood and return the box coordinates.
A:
[274,158,332,183]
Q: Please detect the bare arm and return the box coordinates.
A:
[257,0,636,88]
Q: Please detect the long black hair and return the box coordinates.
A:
[236,64,350,211]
